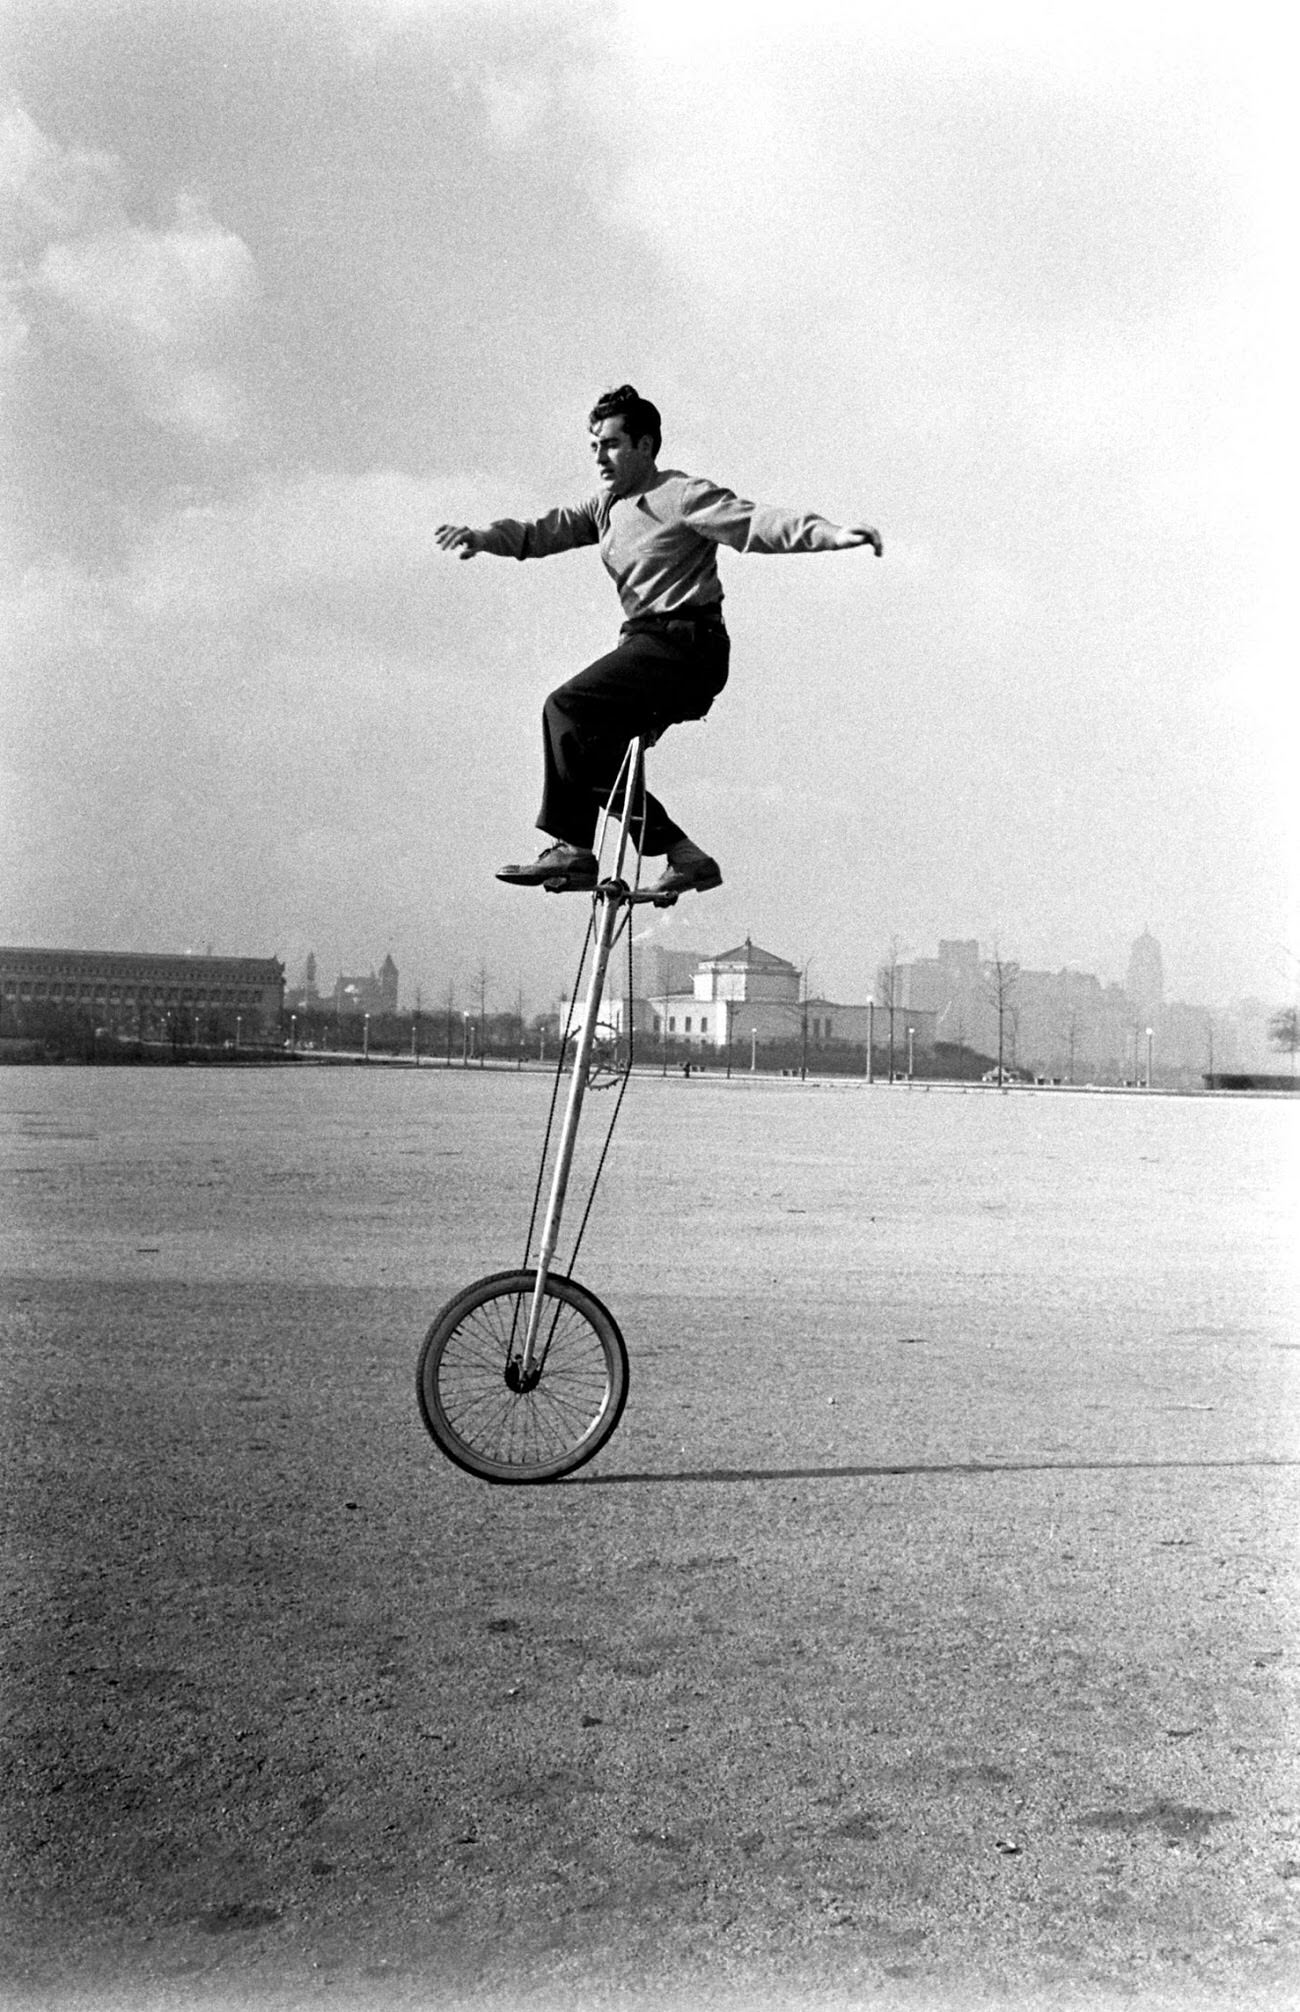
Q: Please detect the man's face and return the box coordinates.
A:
[590,416,656,497]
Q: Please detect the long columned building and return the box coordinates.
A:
[0,947,285,1040]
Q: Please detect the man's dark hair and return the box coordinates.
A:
[589,384,661,456]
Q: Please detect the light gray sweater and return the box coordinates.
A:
[477,468,847,621]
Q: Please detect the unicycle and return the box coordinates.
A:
[417,737,670,1484]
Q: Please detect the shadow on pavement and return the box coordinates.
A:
[579,1453,1300,1486]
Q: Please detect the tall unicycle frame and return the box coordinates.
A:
[417,737,669,1484]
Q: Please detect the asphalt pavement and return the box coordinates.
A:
[2,1067,1298,2012]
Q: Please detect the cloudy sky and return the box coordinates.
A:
[2,0,1294,1015]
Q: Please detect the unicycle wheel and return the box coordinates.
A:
[416,1268,629,1484]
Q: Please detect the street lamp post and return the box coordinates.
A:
[866,999,874,1083]
[750,1026,757,1074]
[363,1012,370,1061]
[887,975,896,1082]
[907,1025,915,1082]
[1146,1026,1154,1090]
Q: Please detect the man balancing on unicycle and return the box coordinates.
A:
[435,384,882,901]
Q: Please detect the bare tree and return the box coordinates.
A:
[1060,1003,1084,1085]
[876,935,907,1082]
[443,977,456,1066]
[983,949,1020,1087]
[1269,1005,1299,1075]
[474,962,492,1066]
[514,978,527,1069]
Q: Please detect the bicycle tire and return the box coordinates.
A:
[416,1268,629,1484]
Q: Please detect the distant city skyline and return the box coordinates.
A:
[8,915,1289,1025]
[3,5,1294,1015]
[273,922,1286,1073]
[5,922,1284,1074]
[272,920,1284,1012]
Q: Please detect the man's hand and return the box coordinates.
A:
[834,525,883,556]
[435,524,482,560]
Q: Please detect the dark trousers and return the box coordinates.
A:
[538,616,730,854]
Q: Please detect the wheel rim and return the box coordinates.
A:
[423,1275,625,1482]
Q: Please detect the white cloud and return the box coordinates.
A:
[951,560,1034,657]
[606,0,1250,81]
[0,102,123,249]
[573,9,1240,326]
[0,458,557,988]
[479,68,552,147]
[35,198,258,444]
[5,107,258,447]
[39,201,254,348]
[123,467,512,624]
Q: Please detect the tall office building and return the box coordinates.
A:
[1126,929,1164,1020]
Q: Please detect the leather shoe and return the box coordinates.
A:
[496,843,599,889]
[652,850,722,898]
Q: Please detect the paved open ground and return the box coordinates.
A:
[2,1065,1298,2012]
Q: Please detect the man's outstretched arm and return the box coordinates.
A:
[675,479,881,560]
[436,503,600,564]
[830,525,883,555]
[435,524,482,560]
